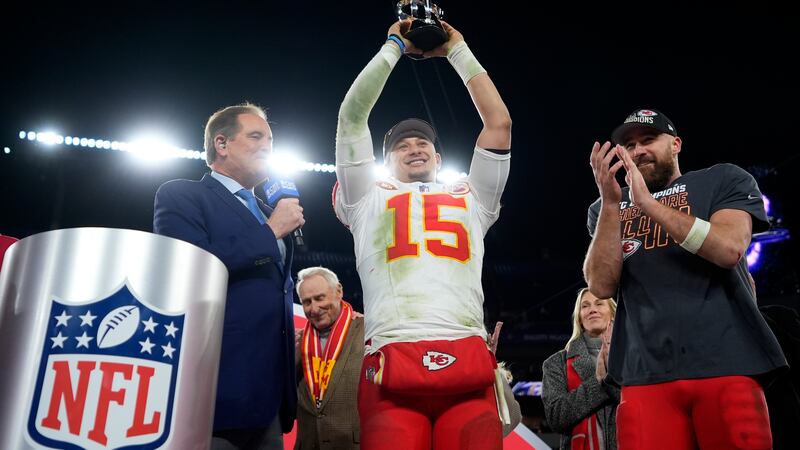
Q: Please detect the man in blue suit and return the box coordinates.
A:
[153,103,305,450]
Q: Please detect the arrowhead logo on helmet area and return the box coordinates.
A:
[26,284,185,450]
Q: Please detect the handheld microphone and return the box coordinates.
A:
[264,179,305,247]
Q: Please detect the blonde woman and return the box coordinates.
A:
[542,288,619,450]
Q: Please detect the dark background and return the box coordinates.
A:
[2,1,798,422]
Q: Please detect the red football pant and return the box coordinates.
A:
[617,376,772,450]
[358,372,502,450]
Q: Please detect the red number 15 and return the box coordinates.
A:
[386,193,471,263]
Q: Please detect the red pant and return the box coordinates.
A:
[358,369,502,450]
[617,376,772,450]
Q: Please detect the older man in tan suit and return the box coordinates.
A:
[295,267,364,450]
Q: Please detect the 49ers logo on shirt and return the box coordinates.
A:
[422,351,456,371]
[621,238,642,260]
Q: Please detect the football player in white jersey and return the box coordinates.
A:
[333,18,512,450]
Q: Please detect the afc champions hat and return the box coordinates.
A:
[611,108,677,144]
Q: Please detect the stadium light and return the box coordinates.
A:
[18,128,463,176]
[746,242,762,269]
[267,150,302,177]
[373,165,390,179]
[747,194,791,270]
[437,168,467,184]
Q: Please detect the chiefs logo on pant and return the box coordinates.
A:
[422,351,456,371]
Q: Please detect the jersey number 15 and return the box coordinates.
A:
[386,192,471,263]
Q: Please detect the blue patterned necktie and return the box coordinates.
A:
[235,189,266,225]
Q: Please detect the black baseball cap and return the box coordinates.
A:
[382,118,437,161]
[611,109,677,144]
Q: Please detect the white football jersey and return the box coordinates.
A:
[334,178,499,351]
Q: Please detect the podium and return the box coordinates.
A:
[0,228,228,450]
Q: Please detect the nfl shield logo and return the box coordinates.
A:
[26,284,185,449]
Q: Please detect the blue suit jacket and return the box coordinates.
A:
[153,173,296,432]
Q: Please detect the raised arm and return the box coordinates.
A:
[418,21,512,150]
[583,142,625,298]
[335,21,412,205]
[429,22,513,211]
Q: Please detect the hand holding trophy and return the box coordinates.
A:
[391,1,463,60]
[395,0,446,51]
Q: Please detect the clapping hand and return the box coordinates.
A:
[595,320,614,382]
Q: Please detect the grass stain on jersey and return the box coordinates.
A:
[387,258,416,297]
[372,209,394,256]
[396,294,427,320]
[459,315,481,328]
[336,54,394,161]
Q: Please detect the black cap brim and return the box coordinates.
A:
[612,122,672,145]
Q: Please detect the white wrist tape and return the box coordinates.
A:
[379,42,402,67]
[680,217,711,254]
[447,41,486,85]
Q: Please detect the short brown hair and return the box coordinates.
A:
[204,102,267,165]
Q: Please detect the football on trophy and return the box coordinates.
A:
[97,306,141,349]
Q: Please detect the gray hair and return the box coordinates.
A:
[296,266,340,296]
[203,102,267,165]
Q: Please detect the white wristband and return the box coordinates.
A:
[447,41,486,85]
[379,43,402,67]
[680,217,710,254]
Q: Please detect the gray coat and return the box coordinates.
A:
[541,337,620,450]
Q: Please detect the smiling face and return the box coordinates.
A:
[579,290,613,338]
[386,136,441,183]
[211,113,273,189]
[621,128,682,191]
[299,274,343,331]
